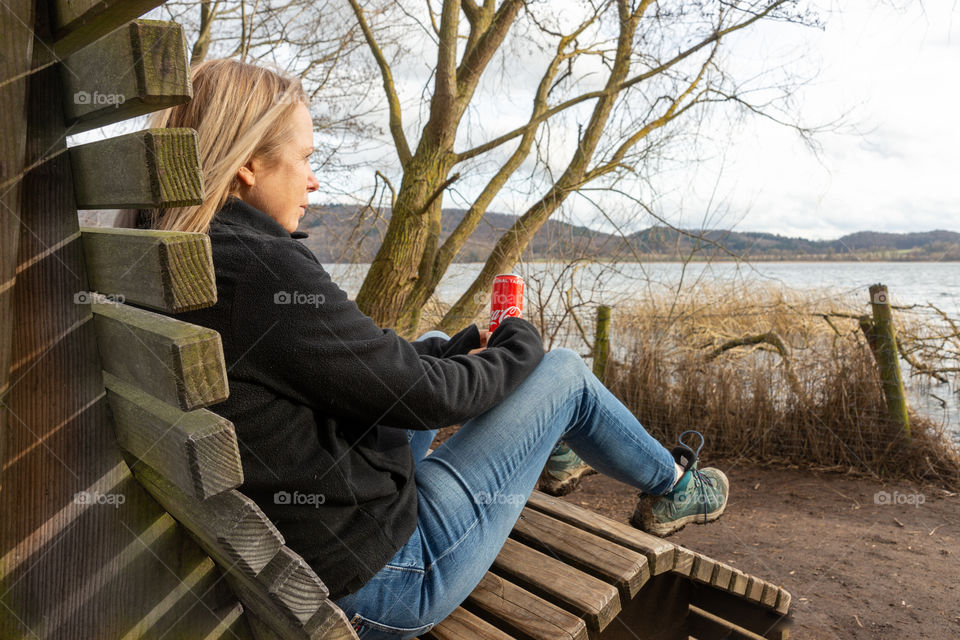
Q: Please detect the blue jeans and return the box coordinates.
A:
[333,332,676,639]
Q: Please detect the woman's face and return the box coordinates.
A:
[237,103,319,232]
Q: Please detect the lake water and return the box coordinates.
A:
[325,261,960,440]
[326,261,960,313]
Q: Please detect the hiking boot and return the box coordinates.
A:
[538,442,596,496]
[630,430,729,536]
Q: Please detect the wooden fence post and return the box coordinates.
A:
[863,284,911,439]
[593,305,611,383]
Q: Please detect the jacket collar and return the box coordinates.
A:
[212,197,310,239]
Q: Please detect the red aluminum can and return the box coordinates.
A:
[489,274,524,332]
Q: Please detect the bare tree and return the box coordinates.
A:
[343,0,822,336]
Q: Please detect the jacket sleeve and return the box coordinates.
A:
[229,238,544,431]
[410,324,481,357]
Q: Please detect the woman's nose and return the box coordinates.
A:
[307,169,320,192]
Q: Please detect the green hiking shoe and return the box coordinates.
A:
[630,430,729,537]
[538,442,596,496]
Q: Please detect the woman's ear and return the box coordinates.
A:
[236,161,256,188]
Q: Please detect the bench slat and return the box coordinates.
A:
[511,506,649,599]
[690,552,717,585]
[239,591,356,640]
[491,538,621,633]
[51,0,165,58]
[688,605,770,640]
[71,128,203,209]
[93,301,228,410]
[425,607,517,640]
[61,20,191,133]
[105,371,242,500]
[525,490,676,574]
[466,573,587,640]
[133,462,283,577]
[80,227,216,312]
[672,545,696,577]
[256,547,329,624]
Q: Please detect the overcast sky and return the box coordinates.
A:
[319,1,960,241]
[673,0,960,239]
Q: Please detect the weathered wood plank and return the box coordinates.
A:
[511,506,649,599]
[80,226,216,312]
[711,563,734,591]
[425,607,517,640]
[61,20,191,133]
[255,547,330,625]
[730,568,750,597]
[672,545,696,577]
[491,538,621,633]
[51,0,166,58]
[0,0,34,497]
[688,605,770,640]
[775,588,792,616]
[204,602,256,640]
[238,591,356,640]
[745,577,765,604]
[224,546,353,640]
[70,128,203,209]
[466,573,587,640]
[133,462,283,577]
[690,552,716,585]
[93,301,228,410]
[104,371,241,500]
[525,491,676,574]
[761,583,779,609]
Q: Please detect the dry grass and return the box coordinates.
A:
[605,283,960,488]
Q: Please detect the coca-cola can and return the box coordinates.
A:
[489,274,524,332]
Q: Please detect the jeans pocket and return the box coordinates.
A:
[350,612,434,640]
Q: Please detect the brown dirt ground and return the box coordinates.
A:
[564,459,960,640]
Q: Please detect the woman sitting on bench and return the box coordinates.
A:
[145,58,730,640]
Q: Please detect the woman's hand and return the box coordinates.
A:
[467,329,491,355]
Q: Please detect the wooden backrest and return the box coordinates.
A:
[84,249,358,639]
[0,1,356,637]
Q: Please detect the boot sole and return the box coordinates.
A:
[537,465,597,497]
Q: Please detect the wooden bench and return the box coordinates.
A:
[2,0,792,637]
[82,234,794,639]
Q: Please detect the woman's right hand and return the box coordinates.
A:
[468,329,491,355]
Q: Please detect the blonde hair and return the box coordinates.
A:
[146,59,308,233]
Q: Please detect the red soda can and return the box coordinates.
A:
[489,274,524,332]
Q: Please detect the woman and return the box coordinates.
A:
[147,59,729,639]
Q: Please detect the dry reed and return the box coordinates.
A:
[606,283,960,488]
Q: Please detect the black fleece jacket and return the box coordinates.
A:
[165,198,545,598]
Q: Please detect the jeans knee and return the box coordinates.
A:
[542,348,589,381]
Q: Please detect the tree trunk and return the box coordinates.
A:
[439,1,640,331]
[354,148,453,332]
